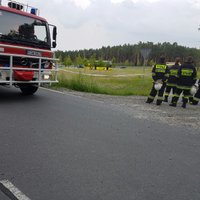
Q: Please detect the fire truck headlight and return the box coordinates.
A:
[43,74,50,80]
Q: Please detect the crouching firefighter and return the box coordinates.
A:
[164,57,181,102]
[146,56,169,105]
[170,56,197,108]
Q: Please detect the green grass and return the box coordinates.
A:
[55,73,102,93]
[51,66,200,96]
[51,67,152,96]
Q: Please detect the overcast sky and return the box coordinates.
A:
[11,0,200,50]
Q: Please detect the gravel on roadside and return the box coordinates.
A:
[59,89,200,131]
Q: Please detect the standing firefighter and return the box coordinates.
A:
[170,56,197,108]
[190,79,200,105]
[164,57,181,102]
[146,56,169,105]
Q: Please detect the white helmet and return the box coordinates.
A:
[190,85,198,95]
[154,82,163,91]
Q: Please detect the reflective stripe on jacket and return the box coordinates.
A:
[167,64,180,85]
[177,62,197,87]
[152,64,169,82]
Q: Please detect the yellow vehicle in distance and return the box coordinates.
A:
[85,60,112,71]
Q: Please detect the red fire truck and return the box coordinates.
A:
[0,0,58,94]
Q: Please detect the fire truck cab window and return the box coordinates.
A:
[34,25,47,42]
[0,10,50,49]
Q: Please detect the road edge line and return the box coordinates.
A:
[0,179,31,200]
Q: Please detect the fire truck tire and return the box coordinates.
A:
[19,84,39,95]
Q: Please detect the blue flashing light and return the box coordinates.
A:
[31,8,37,15]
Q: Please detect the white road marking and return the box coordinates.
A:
[41,87,65,94]
[0,179,31,200]
[41,86,89,100]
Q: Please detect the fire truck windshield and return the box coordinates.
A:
[0,9,51,49]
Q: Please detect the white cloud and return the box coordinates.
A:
[147,0,160,2]
[70,0,91,9]
[11,0,200,50]
[111,0,124,3]
[188,0,200,9]
[111,0,161,3]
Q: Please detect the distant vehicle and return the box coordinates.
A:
[77,65,84,68]
[85,60,112,70]
[0,0,58,95]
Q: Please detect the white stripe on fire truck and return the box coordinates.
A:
[0,43,52,53]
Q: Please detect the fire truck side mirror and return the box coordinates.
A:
[53,26,57,41]
[52,41,57,48]
[49,25,57,48]
[52,26,57,48]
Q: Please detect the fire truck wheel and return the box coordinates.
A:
[19,84,39,95]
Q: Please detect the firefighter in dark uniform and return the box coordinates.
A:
[170,56,197,108]
[190,79,200,105]
[164,57,181,102]
[146,56,169,105]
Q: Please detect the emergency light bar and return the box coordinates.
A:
[30,8,37,15]
[5,0,40,15]
[8,1,23,10]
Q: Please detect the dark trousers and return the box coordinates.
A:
[171,88,191,104]
[164,85,176,98]
[191,88,200,105]
[147,83,166,104]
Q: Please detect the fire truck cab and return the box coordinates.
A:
[0,0,58,94]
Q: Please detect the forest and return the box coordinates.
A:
[55,42,200,67]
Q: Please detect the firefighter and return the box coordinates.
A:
[190,79,200,105]
[170,56,197,108]
[19,23,35,39]
[146,56,169,105]
[164,57,181,102]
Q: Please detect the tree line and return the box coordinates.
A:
[55,42,200,67]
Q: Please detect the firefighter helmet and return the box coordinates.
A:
[190,85,198,95]
[154,82,163,91]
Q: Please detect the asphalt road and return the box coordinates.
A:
[0,87,200,200]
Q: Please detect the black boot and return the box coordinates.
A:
[181,103,186,108]
[189,97,193,104]
[192,100,199,105]
[156,100,162,105]
[146,98,153,104]
[169,102,176,107]
[163,96,168,102]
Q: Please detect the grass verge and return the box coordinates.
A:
[51,67,152,96]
